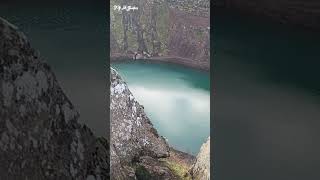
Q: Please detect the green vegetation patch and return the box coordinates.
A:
[195,29,204,40]
[161,159,192,180]
[127,30,138,50]
[156,1,170,54]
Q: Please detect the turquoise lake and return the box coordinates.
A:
[112,62,210,155]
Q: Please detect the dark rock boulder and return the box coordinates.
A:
[110,67,170,179]
[0,17,109,180]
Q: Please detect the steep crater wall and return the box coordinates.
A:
[110,0,210,70]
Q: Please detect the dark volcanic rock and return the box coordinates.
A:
[110,67,170,179]
[87,138,110,179]
[0,17,109,179]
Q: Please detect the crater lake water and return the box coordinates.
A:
[0,1,108,137]
[112,61,210,155]
[214,9,320,180]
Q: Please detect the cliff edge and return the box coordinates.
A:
[190,137,210,180]
[111,67,181,179]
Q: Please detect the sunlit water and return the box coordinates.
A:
[0,1,108,137]
[112,61,210,155]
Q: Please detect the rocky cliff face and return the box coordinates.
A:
[0,17,109,179]
[110,0,210,70]
[190,137,210,180]
[110,67,179,179]
[167,8,210,67]
[216,0,320,29]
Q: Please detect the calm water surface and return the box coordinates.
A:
[214,9,320,180]
[112,62,210,155]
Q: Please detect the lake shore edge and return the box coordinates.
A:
[110,54,210,72]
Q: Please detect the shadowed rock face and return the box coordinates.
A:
[110,67,170,179]
[0,17,109,179]
[190,137,210,180]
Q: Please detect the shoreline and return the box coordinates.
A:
[110,54,208,159]
[110,54,210,72]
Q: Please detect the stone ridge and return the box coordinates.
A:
[0,17,109,180]
[110,67,170,179]
[167,0,210,17]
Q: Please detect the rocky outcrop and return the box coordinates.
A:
[167,0,210,17]
[216,0,320,29]
[0,17,109,179]
[190,137,210,180]
[110,67,171,179]
[167,8,210,69]
[110,0,210,70]
[111,0,165,57]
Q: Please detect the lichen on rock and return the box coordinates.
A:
[110,67,171,179]
[190,137,210,180]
